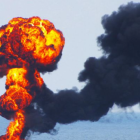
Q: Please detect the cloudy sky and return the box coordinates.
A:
[0,0,140,112]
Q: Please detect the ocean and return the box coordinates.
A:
[1,112,140,140]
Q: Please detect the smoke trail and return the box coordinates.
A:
[22,2,140,137]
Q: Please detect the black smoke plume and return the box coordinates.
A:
[3,2,140,138]
[21,2,140,136]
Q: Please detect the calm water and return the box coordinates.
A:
[1,112,140,140]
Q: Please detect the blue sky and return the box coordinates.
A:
[0,0,140,112]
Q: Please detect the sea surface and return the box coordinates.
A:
[1,112,140,140]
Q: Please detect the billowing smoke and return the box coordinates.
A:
[0,17,65,139]
[23,2,140,137]
[1,2,140,139]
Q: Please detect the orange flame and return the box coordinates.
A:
[0,16,65,67]
[6,68,29,88]
[0,16,65,139]
[0,110,25,140]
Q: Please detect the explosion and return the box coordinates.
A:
[2,2,140,140]
[0,17,65,140]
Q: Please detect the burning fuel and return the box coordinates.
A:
[1,2,140,140]
[0,17,65,140]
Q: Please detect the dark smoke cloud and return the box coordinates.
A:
[22,2,140,137]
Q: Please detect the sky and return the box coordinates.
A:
[0,0,140,112]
